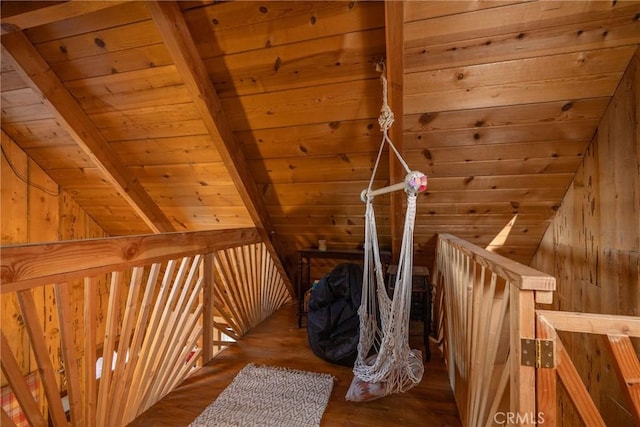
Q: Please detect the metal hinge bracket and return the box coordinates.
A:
[521,338,554,368]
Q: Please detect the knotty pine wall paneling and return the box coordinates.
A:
[1,135,31,387]
[1,137,108,399]
[530,48,640,427]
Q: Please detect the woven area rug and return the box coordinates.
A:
[189,363,335,427]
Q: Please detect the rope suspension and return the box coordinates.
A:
[347,61,427,401]
[363,63,426,202]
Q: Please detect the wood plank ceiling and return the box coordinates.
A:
[1,1,639,280]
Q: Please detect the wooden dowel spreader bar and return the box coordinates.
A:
[361,171,428,202]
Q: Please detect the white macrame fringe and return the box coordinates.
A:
[352,193,424,395]
[352,61,424,397]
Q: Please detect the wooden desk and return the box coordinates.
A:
[297,248,391,327]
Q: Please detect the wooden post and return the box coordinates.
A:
[384,0,405,263]
[202,253,215,364]
[509,286,536,426]
[536,313,557,426]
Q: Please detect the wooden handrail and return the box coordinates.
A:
[433,233,556,426]
[436,234,555,292]
[437,233,640,426]
[0,229,290,427]
[1,228,261,292]
[536,310,640,335]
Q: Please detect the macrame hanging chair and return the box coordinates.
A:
[347,63,427,401]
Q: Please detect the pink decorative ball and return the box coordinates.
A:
[406,171,428,193]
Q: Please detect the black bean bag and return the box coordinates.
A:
[307,263,363,366]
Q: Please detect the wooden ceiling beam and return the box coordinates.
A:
[0,1,127,35]
[385,0,406,263]
[146,1,295,296]
[1,31,175,234]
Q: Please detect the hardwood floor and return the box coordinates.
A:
[128,302,461,426]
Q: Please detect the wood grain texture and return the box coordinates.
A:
[553,333,605,427]
[530,49,640,426]
[222,78,382,131]
[406,46,636,97]
[2,31,174,233]
[16,290,67,426]
[148,0,294,297]
[0,135,109,395]
[25,2,150,44]
[535,314,557,427]
[3,0,633,293]
[385,0,405,262]
[404,1,639,48]
[239,118,381,159]
[0,332,48,427]
[405,11,640,73]
[0,5,638,425]
[1,228,261,291]
[190,1,384,58]
[1,233,291,425]
[603,335,640,425]
[439,234,555,292]
[206,28,384,98]
[129,302,460,427]
[0,1,127,35]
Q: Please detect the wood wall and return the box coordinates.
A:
[530,47,639,426]
[1,134,108,390]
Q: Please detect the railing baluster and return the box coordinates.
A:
[215,250,248,334]
[16,289,67,426]
[236,246,253,326]
[114,264,162,426]
[153,271,203,402]
[139,256,195,410]
[124,259,177,421]
[109,266,144,426]
[478,275,509,424]
[1,408,17,427]
[97,271,122,427]
[161,309,203,395]
[434,233,555,425]
[84,277,98,427]
[0,331,48,427]
[1,230,291,426]
[202,253,215,363]
[55,281,84,427]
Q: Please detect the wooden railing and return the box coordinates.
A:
[433,234,556,426]
[0,228,291,427]
[536,311,640,426]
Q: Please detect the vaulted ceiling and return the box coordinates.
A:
[2,1,639,280]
